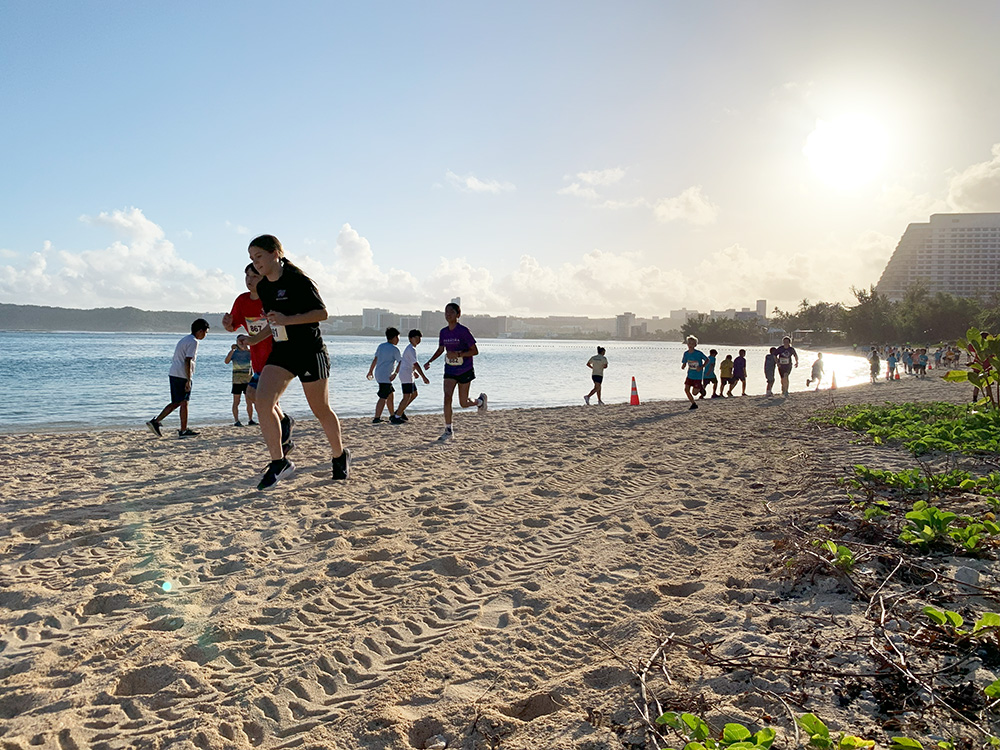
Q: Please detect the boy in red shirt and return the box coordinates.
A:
[224,263,294,453]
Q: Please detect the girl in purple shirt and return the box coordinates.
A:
[424,302,487,440]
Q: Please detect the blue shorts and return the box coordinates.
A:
[248,372,261,390]
[169,375,191,403]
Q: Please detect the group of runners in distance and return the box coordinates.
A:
[146,234,488,490]
[681,335,810,408]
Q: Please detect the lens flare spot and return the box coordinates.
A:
[161,581,173,592]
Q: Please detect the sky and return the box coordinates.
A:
[2,1,1000,318]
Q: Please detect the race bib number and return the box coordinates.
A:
[446,354,464,367]
[246,317,268,336]
[271,324,289,342]
[779,355,791,365]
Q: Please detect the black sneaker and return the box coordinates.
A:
[399,414,409,422]
[247,419,258,426]
[372,417,384,423]
[146,419,162,437]
[332,448,351,480]
[389,415,404,424]
[234,420,243,427]
[258,458,295,490]
[689,402,698,410]
[178,429,199,437]
[282,440,295,457]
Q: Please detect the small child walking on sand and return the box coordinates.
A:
[729,349,747,396]
[367,327,402,423]
[719,354,735,397]
[225,337,254,425]
[390,330,430,424]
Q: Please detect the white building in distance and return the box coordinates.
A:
[876,213,1000,301]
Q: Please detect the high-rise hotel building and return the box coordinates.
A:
[876,213,1000,301]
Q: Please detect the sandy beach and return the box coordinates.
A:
[0,372,989,749]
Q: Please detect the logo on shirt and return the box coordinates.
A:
[276,289,287,300]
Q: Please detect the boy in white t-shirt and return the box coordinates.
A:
[390,330,430,425]
[146,318,210,438]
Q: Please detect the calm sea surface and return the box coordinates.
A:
[0,332,873,433]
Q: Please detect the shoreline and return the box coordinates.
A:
[0,370,984,748]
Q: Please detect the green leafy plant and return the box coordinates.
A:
[943,328,1000,409]
[899,501,959,547]
[814,539,857,571]
[796,713,874,750]
[656,712,775,750]
[814,403,1000,455]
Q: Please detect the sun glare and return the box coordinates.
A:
[803,114,888,189]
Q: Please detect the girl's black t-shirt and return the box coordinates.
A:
[255,261,326,352]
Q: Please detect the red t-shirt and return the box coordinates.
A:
[229,292,272,373]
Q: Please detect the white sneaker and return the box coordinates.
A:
[584,395,591,405]
[477,392,488,413]
[438,428,454,442]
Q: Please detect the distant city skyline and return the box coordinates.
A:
[3,3,1000,317]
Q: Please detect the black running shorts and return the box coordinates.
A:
[266,344,330,383]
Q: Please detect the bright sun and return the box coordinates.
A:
[803,114,888,189]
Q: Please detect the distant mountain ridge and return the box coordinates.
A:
[0,303,225,333]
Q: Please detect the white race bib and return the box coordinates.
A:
[271,324,289,342]
[446,354,464,367]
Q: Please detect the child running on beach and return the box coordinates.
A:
[886,350,897,381]
[729,349,747,396]
[241,235,350,489]
[681,336,708,410]
[146,318,210,438]
[424,302,487,441]
[367,327,402,423]
[225,337,253,425]
[805,352,824,390]
[585,346,608,405]
[774,337,798,398]
[390,330,430,424]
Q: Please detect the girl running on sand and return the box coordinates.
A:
[242,235,350,489]
[424,302,487,440]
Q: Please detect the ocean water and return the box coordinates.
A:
[0,332,873,432]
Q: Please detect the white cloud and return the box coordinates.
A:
[0,207,886,319]
[445,170,515,194]
[558,167,625,200]
[225,221,250,235]
[653,186,720,225]
[0,208,236,310]
[576,168,625,186]
[500,251,698,316]
[556,182,600,200]
[947,143,1000,211]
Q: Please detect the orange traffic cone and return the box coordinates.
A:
[630,377,640,405]
[830,372,837,390]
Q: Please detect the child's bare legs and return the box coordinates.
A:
[232,394,242,423]
[396,391,416,416]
